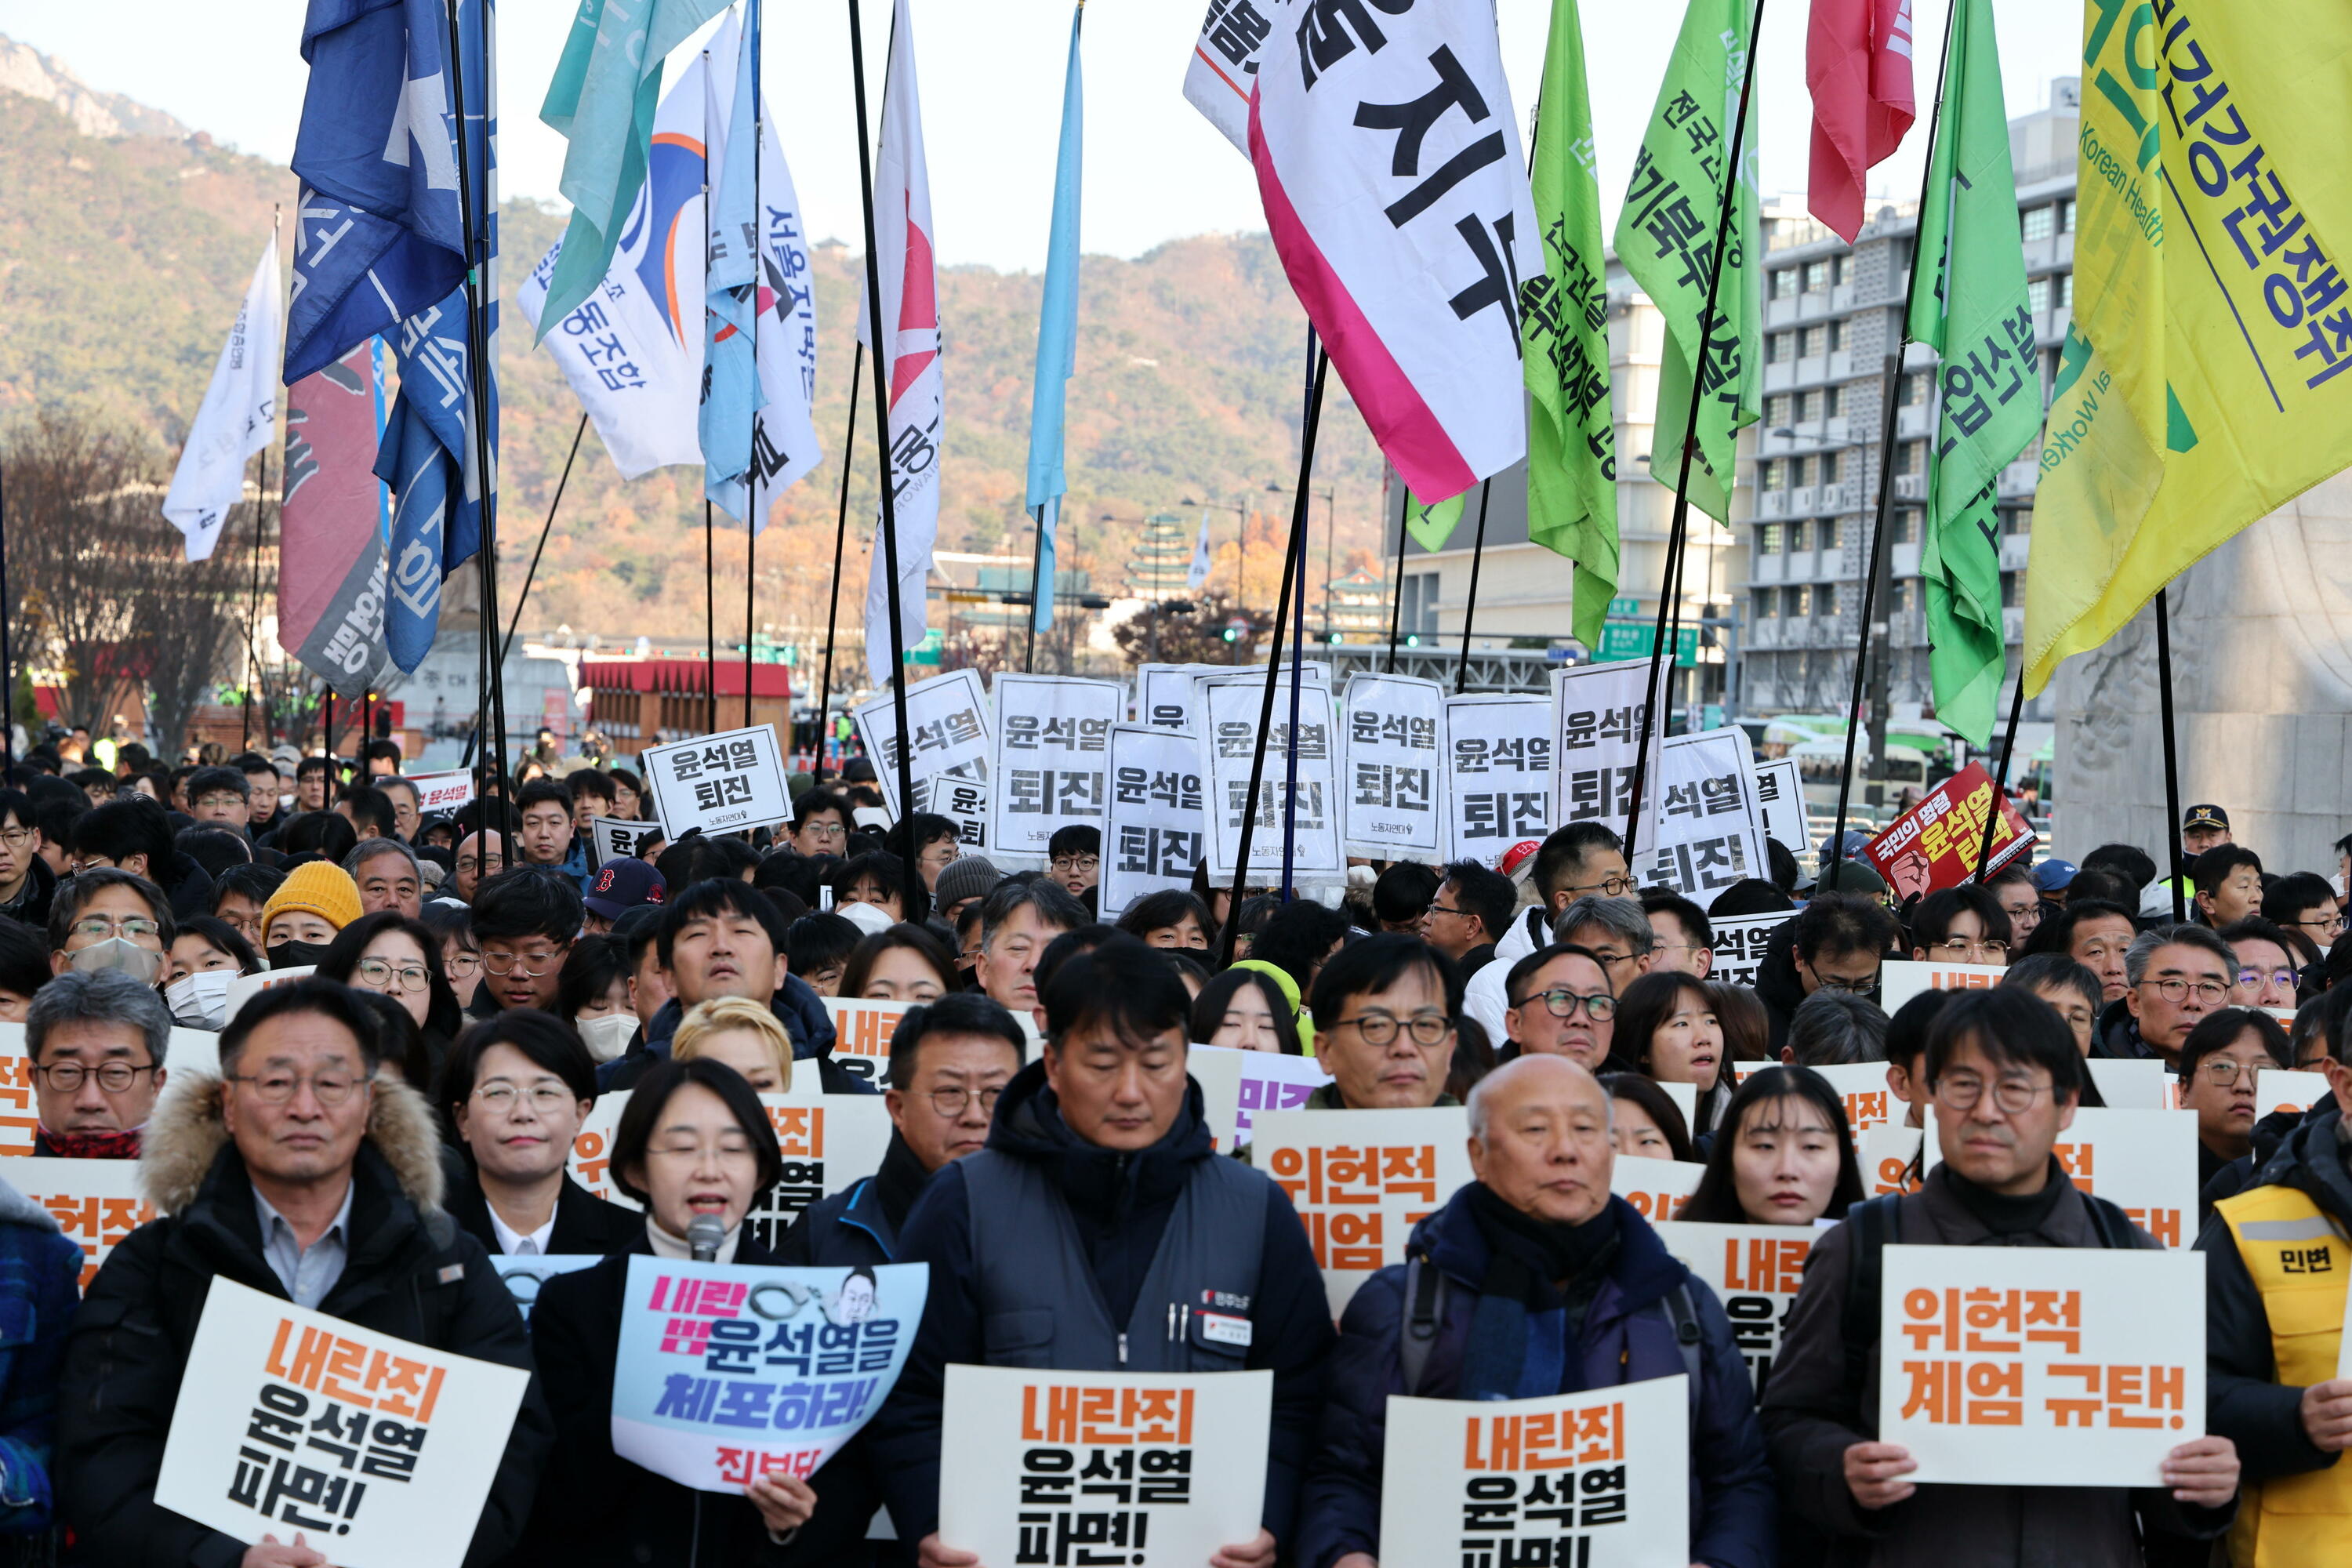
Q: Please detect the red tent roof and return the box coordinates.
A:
[580,659,791,699]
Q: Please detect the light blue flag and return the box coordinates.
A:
[700,0,764,519]
[1024,5,1083,633]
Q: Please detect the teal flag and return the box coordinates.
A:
[1613,0,1761,524]
[537,0,733,337]
[1520,0,1619,649]
[1907,0,2035,746]
[1025,5,1083,634]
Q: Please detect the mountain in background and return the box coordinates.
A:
[0,42,1394,655]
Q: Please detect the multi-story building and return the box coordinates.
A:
[1319,568,1388,641]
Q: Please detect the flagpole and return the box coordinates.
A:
[814,343,863,783]
[1384,487,1406,673]
[700,44,719,739]
[1826,0,1958,891]
[1279,330,1321,898]
[1970,666,2026,882]
[1452,479,1493,695]
[744,0,764,731]
[848,0,926,925]
[499,413,586,668]
[1619,0,1767,868]
[2154,586,2187,922]
[1024,504,1046,672]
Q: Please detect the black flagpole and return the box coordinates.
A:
[1383,489,1407,674]
[499,413,586,667]
[1971,668,2027,882]
[2155,587,2187,922]
[814,343,863,782]
[1620,0,1767,868]
[745,0,764,732]
[1024,503,1046,672]
[848,0,926,924]
[1453,479,1492,695]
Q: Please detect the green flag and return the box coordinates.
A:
[1403,491,1465,554]
[1520,0,1619,649]
[536,0,733,337]
[1907,0,2035,747]
[1613,0,1761,525]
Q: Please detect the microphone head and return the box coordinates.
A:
[687,1213,727,1262]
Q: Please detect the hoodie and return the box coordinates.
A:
[598,974,866,1094]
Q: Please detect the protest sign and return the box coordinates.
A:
[1877,957,2007,1015]
[742,1094,895,1251]
[2086,1058,2169,1111]
[590,817,664,866]
[1341,673,1443,862]
[1551,659,1668,846]
[1654,1221,1816,1393]
[487,1254,602,1322]
[1254,1106,1472,1313]
[939,1365,1269,1568]
[1610,1156,1703,1223]
[1706,913,1791,992]
[153,1278,529,1567]
[614,1256,924,1490]
[568,1091,630,1204]
[640,725,791,838]
[1860,763,2035,902]
[1141,662,1327,732]
[1753,757,1807,856]
[226,968,314,1031]
[1925,1108,2197,1247]
[1442,694,1553,865]
[1380,1377,1690,1568]
[822,996,910,1091]
[1863,1123,1925,1196]
[854,669,992,849]
[0,1026,34,1156]
[1102,724,1209,915]
[14,1156,154,1286]
[169,1026,223,1076]
[2248,1069,2332,1117]
[1655,1079,1698,1137]
[1642,730,1767,901]
[989,676,1120,866]
[1730,1059,1901,1152]
[404,770,475,815]
[1878,1244,2205,1486]
[1185,1044,1332,1149]
[1200,674,1342,880]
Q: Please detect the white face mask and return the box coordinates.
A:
[69,938,162,986]
[165,968,234,1030]
[575,1012,638,1063]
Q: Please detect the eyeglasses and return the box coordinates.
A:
[1929,936,2010,960]
[2141,976,2230,1004]
[2195,1060,2263,1087]
[1425,901,1467,920]
[228,1070,366,1105]
[1566,875,1638,898]
[1528,988,1617,1022]
[194,793,245,811]
[926,1086,1004,1117]
[1931,1074,2052,1114]
[34,1061,154,1092]
[457,855,504,876]
[443,951,482,977]
[2292,913,2348,937]
[2237,967,2299,991]
[1812,973,1878,995]
[482,947,567,977]
[1049,856,1100,874]
[797,822,847,842]
[70,916,161,942]
[1331,1011,1453,1047]
[474,1083,575,1113]
[355,958,431,993]
[0,827,34,850]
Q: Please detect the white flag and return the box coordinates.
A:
[1188,510,1212,590]
[1183,0,1265,155]
[163,234,282,561]
[860,0,944,684]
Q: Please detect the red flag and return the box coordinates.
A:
[1807,0,1916,242]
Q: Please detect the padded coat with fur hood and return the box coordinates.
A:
[55,1069,554,1567]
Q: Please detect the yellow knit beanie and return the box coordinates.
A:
[261,861,365,937]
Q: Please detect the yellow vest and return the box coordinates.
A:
[2215,1183,2352,1566]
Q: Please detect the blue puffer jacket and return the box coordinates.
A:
[1299,1186,1777,1568]
[0,1179,77,1537]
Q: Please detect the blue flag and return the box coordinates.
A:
[701,1,765,521]
[287,0,489,383]
[1024,5,1083,633]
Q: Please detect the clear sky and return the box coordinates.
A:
[0,0,2084,274]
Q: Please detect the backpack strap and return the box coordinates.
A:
[2082,1192,2136,1249]
[1839,1192,1904,1403]
[1399,1248,1446,1396]
[1664,1283,1706,1416]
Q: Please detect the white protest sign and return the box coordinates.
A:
[568,1092,893,1228]
[1705,913,1791,992]
[1753,757,1806,855]
[487,1254,603,1322]
[1341,672,1443,862]
[613,1256,924,1490]
[641,724,791,838]
[14,1156,155,1287]
[1609,1156,1703,1224]
[1255,1106,1472,1314]
[1442,694,1554,866]
[590,817,664,866]
[568,1091,630,1204]
[1200,674,1343,880]
[1862,1123,1925,1196]
[1878,1244,2205,1486]
[854,669,992,850]
[0,1023,220,1149]
[1138,662,1325,733]
[1655,1078,1698,1138]
[822,996,911,1091]
[1642,729,1767,902]
[1653,1221,1817,1394]
[226,968,314,1032]
[2087,1058,2169,1110]
[1102,723,1209,915]
[2248,1069,2332,1118]
[1730,1059,1902,1151]
[1380,1378,1690,1568]
[989,675,1120,866]
[939,1366,1269,1568]
[1924,1108,2198,1248]
[1185,1044,1332,1149]
[404,770,475,815]
[153,1277,529,1568]
[1551,659,1668,846]
[1877,957,2007,1015]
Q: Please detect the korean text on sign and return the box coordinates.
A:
[1443,695,1553,865]
[740,1096,893,1251]
[1654,1222,1813,1395]
[1254,1106,1473,1316]
[1924,1107,2196,1248]
[938,1365,1270,1568]
[1861,763,2034,903]
[1341,673,1443,862]
[15,1156,153,1287]
[1378,1376,1691,1568]
[1185,1045,1332,1150]
[990,676,1121,863]
[612,1256,925,1492]
[1878,1245,2206,1487]
[853,668,993,848]
[154,1278,528,1568]
[1200,676,1343,879]
[1551,660,1668,847]
[1609,1156,1702,1225]
[1102,723,1210,915]
[1704,914,1790,993]
[1641,730,1766,901]
[640,725,791,837]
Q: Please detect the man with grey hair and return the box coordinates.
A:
[1555,894,1658,996]
[24,969,170,1157]
[376,773,423,844]
[1784,990,1889,1067]
[343,836,424,920]
[2096,923,2236,1064]
[1300,1053,1776,1568]
[972,877,1087,1024]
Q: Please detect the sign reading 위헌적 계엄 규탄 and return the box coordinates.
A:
[638,725,791,837]
[1252,1106,1472,1316]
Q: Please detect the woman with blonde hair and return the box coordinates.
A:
[669,995,794,1093]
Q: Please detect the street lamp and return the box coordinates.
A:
[1265,479,1339,638]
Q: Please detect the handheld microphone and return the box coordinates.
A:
[687,1214,727,1263]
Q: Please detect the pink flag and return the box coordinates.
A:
[1807,0,1916,242]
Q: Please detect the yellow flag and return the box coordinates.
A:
[2025,1,2352,695]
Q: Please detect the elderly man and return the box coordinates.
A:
[1301,1054,1774,1568]
[2096,924,2237,1063]
[1499,942,1617,1069]
[56,978,553,1566]
[48,869,174,985]
[454,829,506,904]
[1555,894,1658,996]
[343,837,424,920]
[25,971,170,1158]
[971,877,1087,1025]
[1305,934,1462,1110]
[376,775,423,844]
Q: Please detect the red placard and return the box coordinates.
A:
[1862,764,2035,902]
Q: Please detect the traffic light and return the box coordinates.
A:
[1221,626,1240,643]
[1326,631,1342,645]
[1403,633,1421,648]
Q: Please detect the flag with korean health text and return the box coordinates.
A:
[1614,0,1762,523]
[151,1279,528,1568]
[989,676,1119,866]
[1907,0,2032,747]
[1102,723,1209,915]
[1250,0,1541,505]
[1520,0,1619,648]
